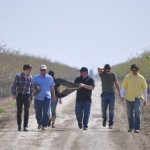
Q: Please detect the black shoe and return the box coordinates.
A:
[38,124,42,129]
[102,120,106,127]
[48,120,51,127]
[128,128,133,132]
[23,127,28,132]
[83,127,88,130]
[42,126,46,130]
[52,123,55,128]
[18,126,21,131]
[134,130,140,133]
[78,122,82,129]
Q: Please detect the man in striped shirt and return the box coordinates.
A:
[11,64,33,131]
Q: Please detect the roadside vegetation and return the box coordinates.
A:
[112,48,150,93]
[0,44,79,98]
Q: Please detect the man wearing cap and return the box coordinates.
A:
[74,67,95,130]
[11,64,33,131]
[33,65,56,130]
[98,64,120,129]
[120,64,147,133]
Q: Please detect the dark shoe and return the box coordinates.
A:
[23,127,28,132]
[78,122,82,129]
[109,126,113,129]
[52,123,55,128]
[83,127,88,130]
[48,120,51,127]
[18,126,21,131]
[102,120,106,127]
[134,130,140,133]
[38,124,42,129]
[128,128,133,132]
[42,126,46,130]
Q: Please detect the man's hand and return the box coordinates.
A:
[79,83,85,88]
[59,99,62,104]
[143,100,147,107]
[52,97,56,103]
[120,97,124,102]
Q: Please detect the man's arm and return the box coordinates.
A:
[143,89,147,107]
[115,80,121,98]
[79,83,95,90]
[51,87,56,103]
[97,67,104,75]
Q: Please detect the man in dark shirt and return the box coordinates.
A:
[11,64,32,131]
[98,64,120,129]
[74,67,95,130]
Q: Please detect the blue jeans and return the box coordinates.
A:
[101,93,115,126]
[126,98,141,130]
[34,97,51,127]
[75,102,91,128]
[51,96,58,117]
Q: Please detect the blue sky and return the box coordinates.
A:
[0,0,150,71]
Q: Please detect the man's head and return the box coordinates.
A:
[40,65,47,76]
[79,67,88,78]
[104,64,111,74]
[23,64,32,74]
[130,64,139,75]
[48,70,55,78]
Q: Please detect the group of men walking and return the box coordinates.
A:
[11,63,147,133]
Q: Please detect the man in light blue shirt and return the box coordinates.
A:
[33,65,56,130]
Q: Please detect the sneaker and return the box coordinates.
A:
[52,123,55,128]
[109,126,113,129]
[128,128,133,132]
[23,127,28,132]
[42,126,46,130]
[38,124,42,129]
[134,130,140,133]
[78,122,82,129]
[48,120,51,127]
[18,126,21,131]
[102,120,106,127]
[83,127,88,130]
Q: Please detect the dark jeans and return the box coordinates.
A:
[16,94,30,128]
[34,97,51,127]
[101,93,115,126]
[126,98,141,130]
[75,101,91,128]
[51,96,58,117]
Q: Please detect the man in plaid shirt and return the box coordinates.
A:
[11,64,33,131]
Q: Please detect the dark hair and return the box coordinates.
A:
[130,64,139,71]
[104,64,111,70]
[23,64,32,71]
[48,70,55,77]
[79,67,88,72]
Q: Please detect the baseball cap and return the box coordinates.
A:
[40,65,47,70]
[104,64,111,70]
[78,67,88,72]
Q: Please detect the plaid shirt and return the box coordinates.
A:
[11,72,33,95]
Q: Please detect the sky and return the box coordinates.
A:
[0,0,150,72]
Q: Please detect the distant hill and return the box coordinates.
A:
[0,44,79,98]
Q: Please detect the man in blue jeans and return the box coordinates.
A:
[74,67,95,130]
[33,65,56,130]
[120,64,147,133]
[98,64,120,129]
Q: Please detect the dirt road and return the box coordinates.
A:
[0,82,150,150]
